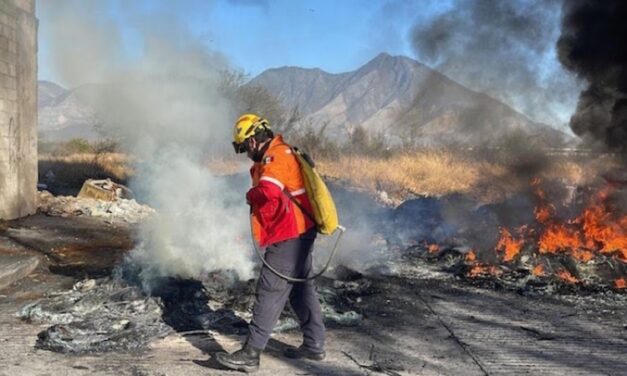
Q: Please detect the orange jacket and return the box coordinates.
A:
[246,135,315,247]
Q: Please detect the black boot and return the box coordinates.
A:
[284,345,326,361]
[215,343,261,373]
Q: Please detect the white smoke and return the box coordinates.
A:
[131,147,253,281]
[41,1,255,281]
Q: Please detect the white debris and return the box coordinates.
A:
[375,190,397,207]
[38,191,154,224]
[74,279,97,292]
[273,317,299,333]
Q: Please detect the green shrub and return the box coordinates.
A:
[62,138,93,154]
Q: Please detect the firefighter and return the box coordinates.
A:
[215,114,326,373]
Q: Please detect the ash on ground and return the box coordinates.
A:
[17,277,170,353]
[38,190,154,224]
[17,266,366,354]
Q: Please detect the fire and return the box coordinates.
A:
[531,178,556,224]
[571,248,595,262]
[532,264,545,276]
[427,244,440,254]
[534,205,553,224]
[556,269,578,284]
[468,264,502,278]
[538,224,583,254]
[532,179,626,263]
[495,227,524,262]
[581,205,627,261]
[530,177,545,199]
[465,250,477,262]
[459,178,625,288]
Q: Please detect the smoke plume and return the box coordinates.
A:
[557,0,627,155]
[41,1,254,282]
[411,0,579,127]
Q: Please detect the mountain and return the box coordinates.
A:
[248,53,569,146]
[38,80,66,107]
[38,53,570,146]
[38,82,100,141]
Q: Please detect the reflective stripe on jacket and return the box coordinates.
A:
[247,135,315,247]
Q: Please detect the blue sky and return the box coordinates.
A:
[37,0,451,81]
[36,0,577,127]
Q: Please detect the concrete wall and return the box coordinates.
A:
[0,0,37,220]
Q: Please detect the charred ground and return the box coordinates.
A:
[1,164,626,375]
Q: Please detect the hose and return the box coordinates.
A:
[249,214,346,282]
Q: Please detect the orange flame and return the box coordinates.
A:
[615,278,626,289]
[532,264,545,277]
[556,269,578,284]
[468,264,502,278]
[581,205,627,261]
[495,227,524,262]
[427,244,440,254]
[534,205,554,224]
[465,250,477,262]
[538,224,583,254]
[528,178,627,264]
[530,177,545,199]
[571,249,595,262]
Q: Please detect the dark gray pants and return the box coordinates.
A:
[247,229,325,351]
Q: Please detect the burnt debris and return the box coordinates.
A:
[17,268,366,354]
[388,177,626,295]
[18,278,171,353]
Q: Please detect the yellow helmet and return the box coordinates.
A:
[233,113,271,153]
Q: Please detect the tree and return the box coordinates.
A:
[219,70,297,133]
[64,138,93,154]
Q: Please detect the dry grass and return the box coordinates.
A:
[39,153,133,193]
[317,151,510,203]
[542,155,620,187]
[316,151,615,204]
[38,151,615,204]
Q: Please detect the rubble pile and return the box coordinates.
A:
[38,190,154,224]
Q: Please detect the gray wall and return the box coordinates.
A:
[0,0,37,220]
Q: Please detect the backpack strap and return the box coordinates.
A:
[283,189,318,226]
[283,146,319,228]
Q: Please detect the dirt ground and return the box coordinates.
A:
[1,215,626,376]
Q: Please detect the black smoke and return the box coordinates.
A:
[557,0,627,156]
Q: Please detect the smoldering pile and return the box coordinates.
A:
[17,277,170,353]
[387,178,627,296]
[404,243,626,296]
[17,266,365,354]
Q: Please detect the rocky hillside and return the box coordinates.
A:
[38,80,66,108]
[38,82,100,141]
[38,53,569,146]
[249,53,569,146]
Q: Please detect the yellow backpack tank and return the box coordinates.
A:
[256,146,345,282]
[287,148,341,235]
